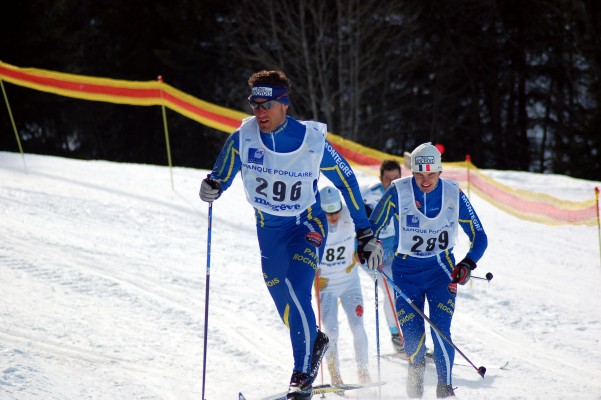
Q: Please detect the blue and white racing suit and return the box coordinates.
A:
[369,176,487,387]
[208,116,371,374]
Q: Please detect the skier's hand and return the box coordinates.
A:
[356,228,383,270]
[199,175,222,202]
[451,258,477,285]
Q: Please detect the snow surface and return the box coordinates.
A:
[1,151,601,400]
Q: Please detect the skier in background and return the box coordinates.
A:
[199,70,383,400]
[316,186,371,386]
[369,143,488,398]
[361,159,404,353]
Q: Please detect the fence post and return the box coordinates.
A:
[1,78,27,171]
[157,75,174,190]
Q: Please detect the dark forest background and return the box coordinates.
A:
[1,0,601,179]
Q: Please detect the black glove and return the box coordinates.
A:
[199,175,222,202]
[356,228,383,270]
[451,258,477,285]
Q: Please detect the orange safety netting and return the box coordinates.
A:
[0,60,247,133]
[1,60,598,227]
[442,162,598,226]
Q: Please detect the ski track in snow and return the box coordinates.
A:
[1,152,601,400]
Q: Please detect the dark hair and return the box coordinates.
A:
[248,70,291,92]
[380,159,401,177]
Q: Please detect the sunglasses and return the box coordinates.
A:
[248,94,287,110]
[248,99,279,110]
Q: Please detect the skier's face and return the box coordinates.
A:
[380,168,401,189]
[413,172,441,193]
[251,98,288,133]
[325,210,341,225]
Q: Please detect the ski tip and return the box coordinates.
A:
[478,366,487,378]
[238,392,246,400]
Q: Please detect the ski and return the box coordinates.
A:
[381,351,435,365]
[239,381,384,400]
[382,352,509,370]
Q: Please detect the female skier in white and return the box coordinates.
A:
[316,186,371,385]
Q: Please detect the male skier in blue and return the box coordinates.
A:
[368,143,488,398]
[199,70,383,400]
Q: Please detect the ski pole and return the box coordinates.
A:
[472,272,493,282]
[201,202,213,400]
[377,267,486,378]
[314,271,325,387]
[382,277,404,346]
[373,269,382,399]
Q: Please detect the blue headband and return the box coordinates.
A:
[249,85,289,105]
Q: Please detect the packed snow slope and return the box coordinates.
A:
[1,151,600,400]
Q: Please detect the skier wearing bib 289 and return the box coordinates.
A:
[198,70,383,400]
[368,143,487,398]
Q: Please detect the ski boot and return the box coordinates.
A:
[406,359,426,398]
[391,333,405,354]
[436,384,455,398]
[308,330,329,384]
[286,371,312,399]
